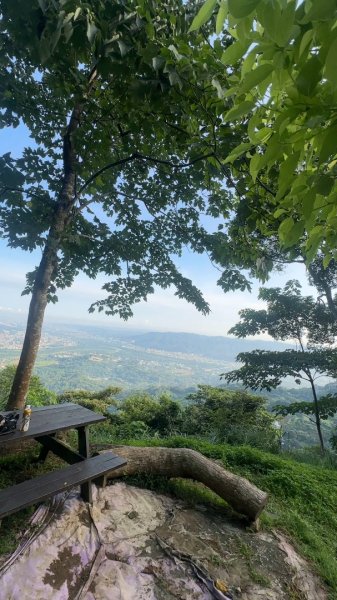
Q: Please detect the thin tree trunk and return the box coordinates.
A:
[323,283,337,322]
[6,105,81,410]
[308,263,337,321]
[100,445,268,522]
[308,374,325,453]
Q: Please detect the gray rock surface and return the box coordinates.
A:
[0,482,327,599]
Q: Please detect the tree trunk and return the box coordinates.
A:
[308,375,325,453]
[100,445,268,522]
[308,262,337,322]
[323,283,337,322]
[6,104,82,411]
[6,213,70,410]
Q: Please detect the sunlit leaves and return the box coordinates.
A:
[216,0,228,34]
[225,100,254,121]
[188,0,217,32]
[325,37,337,89]
[228,0,261,19]
[221,40,249,65]
[188,0,337,262]
[1,0,250,321]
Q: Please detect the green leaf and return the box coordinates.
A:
[223,142,253,164]
[87,20,98,44]
[315,174,334,195]
[249,153,262,182]
[168,71,182,87]
[296,56,322,96]
[303,0,336,22]
[189,0,217,32]
[298,29,313,58]
[319,125,337,164]
[168,44,182,60]
[257,0,295,47]
[63,22,73,43]
[323,254,332,268]
[221,40,250,65]
[279,217,304,247]
[212,77,224,98]
[241,47,258,76]
[216,0,228,34]
[325,36,337,89]
[275,1,296,47]
[276,152,300,201]
[152,56,165,70]
[225,100,255,120]
[239,63,273,94]
[301,189,316,221]
[118,40,131,57]
[228,0,261,18]
[37,0,47,13]
[273,208,286,218]
[74,7,81,21]
[278,216,294,240]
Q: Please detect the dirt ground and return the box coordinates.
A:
[0,482,327,600]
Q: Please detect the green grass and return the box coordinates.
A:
[236,537,271,587]
[0,448,65,558]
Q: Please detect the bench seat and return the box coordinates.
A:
[0,452,126,519]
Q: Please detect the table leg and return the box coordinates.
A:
[35,433,56,463]
[77,426,92,503]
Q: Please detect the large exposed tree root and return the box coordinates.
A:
[100,445,268,522]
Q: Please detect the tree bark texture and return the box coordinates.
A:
[308,376,325,453]
[6,104,82,410]
[100,445,268,522]
[323,283,337,322]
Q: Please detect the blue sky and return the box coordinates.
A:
[0,125,313,336]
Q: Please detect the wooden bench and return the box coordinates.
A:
[0,404,127,519]
[0,452,126,519]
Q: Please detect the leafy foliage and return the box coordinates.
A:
[183,384,280,450]
[111,391,183,437]
[72,383,279,450]
[225,280,337,449]
[274,394,337,420]
[0,364,56,410]
[190,0,337,263]
[0,0,244,318]
[226,349,337,392]
[57,386,121,415]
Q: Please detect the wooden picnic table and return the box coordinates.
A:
[0,403,126,519]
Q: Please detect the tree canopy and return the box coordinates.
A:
[0,0,245,408]
[225,280,337,450]
[0,364,56,410]
[184,384,280,450]
[190,0,337,264]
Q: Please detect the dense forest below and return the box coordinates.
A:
[1,319,336,450]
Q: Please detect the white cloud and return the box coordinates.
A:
[0,244,315,337]
[0,306,24,313]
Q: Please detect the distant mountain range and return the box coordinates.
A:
[125,331,288,361]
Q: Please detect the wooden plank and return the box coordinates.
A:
[0,453,127,519]
[77,427,91,502]
[36,436,85,464]
[0,404,106,445]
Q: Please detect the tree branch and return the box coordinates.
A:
[78,151,215,196]
[0,186,47,200]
